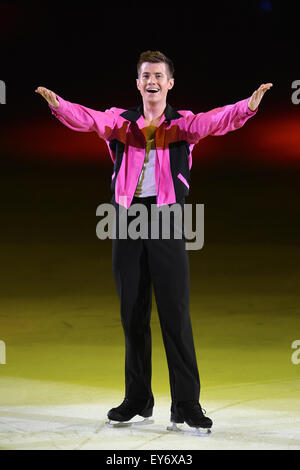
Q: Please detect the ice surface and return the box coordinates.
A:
[0,377,299,450]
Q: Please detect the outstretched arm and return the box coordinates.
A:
[183,83,273,144]
[35,86,117,140]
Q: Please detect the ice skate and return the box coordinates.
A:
[167,401,212,436]
[106,397,154,428]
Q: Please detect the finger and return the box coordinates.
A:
[45,90,53,103]
[35,87,50,101]
[47,91,57,106]
[35,86,47,94]
[38,88,52,103]
[258,85,266,92]
[259,83,273,91]
[255,86,270,98]
[48,91,56,104]
[40,90,48,100]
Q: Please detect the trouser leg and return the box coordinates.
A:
[145,230,200,404]
[112,235,153,402]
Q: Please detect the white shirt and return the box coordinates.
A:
[134,135,157,197]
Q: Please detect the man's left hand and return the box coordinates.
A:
[248,83,273,111]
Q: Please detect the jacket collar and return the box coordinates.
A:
[120,103,182,122]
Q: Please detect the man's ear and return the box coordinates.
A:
[168,78,175,90]
[136,78,141,92]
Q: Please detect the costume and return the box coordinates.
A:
[49,96,257,407]
[49,97,257,208]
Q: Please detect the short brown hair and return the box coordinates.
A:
[137,50,175,78]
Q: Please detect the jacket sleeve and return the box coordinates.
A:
[183,98,258,144]
[48,94,117,141]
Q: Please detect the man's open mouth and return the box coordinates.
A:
[147,89,159,93]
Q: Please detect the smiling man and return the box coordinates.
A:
[137,57,174,121]
[35,50,272,432]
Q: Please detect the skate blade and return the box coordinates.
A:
[106,418,154,428]
[167,422,211,436]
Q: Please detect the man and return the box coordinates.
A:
[35,51,272,430]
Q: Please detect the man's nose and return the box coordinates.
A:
[147,75,156,84]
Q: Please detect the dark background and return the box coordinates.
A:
[0,0,300,291]
[1,0,299,163]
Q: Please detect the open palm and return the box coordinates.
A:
[35,86,59,108]
[248,83,273,111]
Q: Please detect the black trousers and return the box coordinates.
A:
[112,195,200,405]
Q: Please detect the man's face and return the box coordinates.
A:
[136,62,174,105]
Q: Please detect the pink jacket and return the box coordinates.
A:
[49,96,257,208]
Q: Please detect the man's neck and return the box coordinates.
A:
[143,100,166,125]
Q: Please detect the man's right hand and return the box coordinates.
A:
[35,86,59,108]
